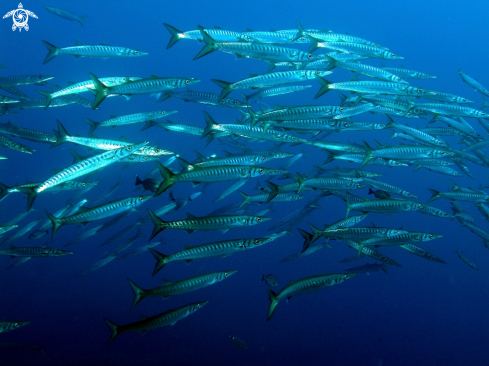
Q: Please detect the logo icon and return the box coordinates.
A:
[3,3,37,32]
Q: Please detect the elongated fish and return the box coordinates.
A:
[104,301,208,344]
[43,6,87,27]
[128,271,236,309]
[0,321,30,333]
[267,273,356,320]
[42,40,148,64]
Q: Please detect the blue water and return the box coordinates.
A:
[1,1,489,365]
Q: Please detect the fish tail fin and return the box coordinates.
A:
[238,191,249,209]
[248,107,259,127]
[360,140,373,168]
[147,209,166,242]
[297,228,313,253]
[17,187,38,211]
[69,149,83,164]
[140,120,155,131]
[267,289,279,321]
[357,239,363,259]
[135,175,143,186]
[264,181,279,203]
[308,222,322,245]
[427,188,440,202]
[157,91,171,103]
[51,119,70,148]
[0,182,11,201]
[148,247,168,276]
[194,26,217,60]
[45,210,63,239]
[42,40,58,64]
[155,162,174,196]
[36,90,53,109]
[78,15,88,27]
[163,23,183,49]
[296,172,306,194]
[345,196,351,218]
[314,77,331,100]
[211,79,233,101]
[127,278,146,310]
[89,73,109,110]
[382,263,388,274]
[201,111,217,140]
[323,150,334,165]
[293,19,306,41]
[84,118,98,134]
[104,318,120,345]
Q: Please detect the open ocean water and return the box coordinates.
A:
[1,1,489,365]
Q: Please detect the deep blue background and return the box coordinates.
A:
[1,1,489,365]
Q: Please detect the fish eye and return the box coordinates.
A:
[441,151,445,155]
[259,169,263,173]
[14,323,19,327]
[133,50,138,55]
[127,146,132,151]
[292,136,296,140]
[234,101,238,104]
[343,122,348,127]
[247,36,251,41]
[308,54,313,59]
[257,218,261,222]
[340,107,344,112]
[197,304,201,308]
[262,156,266,161]
[82,183,85,186]
[429,234,433,239]
[254,239,259,244]
[185,80,190,85]
[161,111,165,114]
[225,272,228,277]
[155,149,160,153]
[392,53,396,57]
[144,156,148,160]
[417,88,423,93]
[418,204,422,208]
[301,37,306,41]
[397,77,401,81]
[394,230,398,233]
[483,113,486,116]
[139,197,143,201]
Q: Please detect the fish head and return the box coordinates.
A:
[56,249,74,256]
[193,301,209,311]
[313,70,333,79]
[220,270,238,280]
[423,233,443,241]
[246,237,273,248]
[251,167,287,177]
[182,78,201,87]
[387,159,408,167]
[386,51,404,60]
[342,273,357,281]
[133,195,154,207]
[128,49,149,57]
[117,141,149,158]
[10,321,31,330]
[238,33,260,43]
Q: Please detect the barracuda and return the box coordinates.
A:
[195,26,320,63]
[399,244,446,264]
[37,76,142,108]
[45,195,152,239]
[20,141,148,210]
[267,273,356,320]
[457,68,489,97]
[325,56,406,83]
[310,39,403,60]
[128,271,237,309]
[0,246,74,257]
[0,74,54,87]
[0,321,31,333]
[343,239,402,267]
[0,225,18,235]
[243,85,312,102]
[247,105,345,127]
[148,238,272,274]
[90,73,200,109]
[85,110,177,133]
[147,210,270,241]
[427,189,489,203]
[0,95,19,104]
[212,70,331,101]
[164,23,246,49]
[297,174,365,194]
[42,40,148,64]
[0,122,57,144]
[158,89,250,108]
[346,197,421,217]
[379,65,436,79]
[0,134,35,154]
[238,191,303,208]
[155,161,285,195]
[201,111,307,143]
[315,78,435,99]
[52,120,173,156]
[104,301,208,344]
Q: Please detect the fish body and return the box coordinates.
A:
[164,23,245,48]
[262,274,279,287]
[128,271,236,309]
[0,246,73,257]
[85,110,176,133]
[43,6,87,27]
[90,73,200,109]
[456,249,479,270]
[42,40,148,64]
[345,262,388,274]
[0,74,54,87]
[46,195,152,239]
[380,65,436,79]
[457,68,489,96]
[0,134,35,154]
[159,89,250,108]
[0,321,30,333]
[147,210,270,241]
[267,273,356,320]
[0,122,57,144]
[104,301,208,344]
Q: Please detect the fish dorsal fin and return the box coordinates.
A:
[186,212,197,219]
[52,168,62,174]
[66,81,76,86]
[119,136,129,142]
[75,40,83,46]
[139,315,148,321]
[249,74,259,78]
[150,75,160,79]
[288,280,296,285]
[110,115,117,119]
[194,150,206,160]
[245,28,254,32]
[222,150,233,157]
[184,245,193,250]
[214,26,223,29]
[161,279,172,284]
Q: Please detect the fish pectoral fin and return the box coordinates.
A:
[220,229,229,234]
[184,229,196,235]
[139,330,148,336]
[184,259,194,264]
